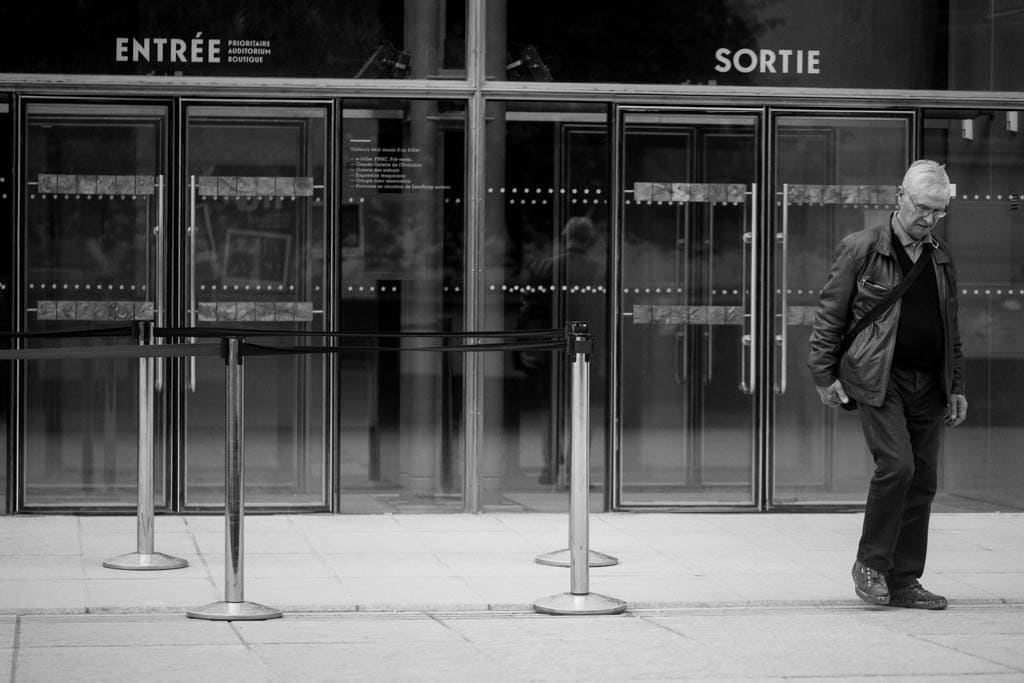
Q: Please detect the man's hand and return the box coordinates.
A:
[815,379,851,408]
[945,393,968,427]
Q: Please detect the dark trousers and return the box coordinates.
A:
[856,368,946,591]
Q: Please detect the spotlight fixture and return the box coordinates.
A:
[355,41,411,79]
[506,44,552,81]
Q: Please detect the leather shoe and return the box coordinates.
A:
[889,582,948,610]
[851,560,890,605]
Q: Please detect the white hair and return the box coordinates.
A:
[902,160,951,202]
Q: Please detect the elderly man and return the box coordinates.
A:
[808,160,967,610]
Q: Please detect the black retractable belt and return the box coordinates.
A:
[836,245,933,411]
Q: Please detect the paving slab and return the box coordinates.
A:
[339,576,482,611]
[79,532,198,559]
[953,572,1024,600]
[207,576,354,610]
[0,616,14,647]
[297,530,430,554]
[16,614,238,648]
[0,517,78,535]
[439,612,765,680]
[432,551,555,577]
[0,535,80,557]
[232,613,466,644]
[919,634,1024,671]
[84,578,219,611]
[0,580,85,613]
[290,514,402,533]
[646,608,1019,679]
[251,641,515,683]
[321,552,453,578]
[0,556,84,581]
[14,645,269,683]
[203,553,333,579]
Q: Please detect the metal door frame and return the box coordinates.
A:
[176,98,336,513]
[11,95,174,513]
[610,104,766,510]
[8,95,337,513]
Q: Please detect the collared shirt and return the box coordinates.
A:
[901,237,939,263]
[890,212,938,262]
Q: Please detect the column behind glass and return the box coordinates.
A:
[337,99,466,513]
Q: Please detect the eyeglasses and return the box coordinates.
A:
[902,187,947,219]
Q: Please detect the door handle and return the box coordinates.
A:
[154,174,165,392]
[187,175,197,393]
[739,183,757,394]
[705,204,715,386]
[674,205,689,384]
[774,184,790,395]
[674,330,686,384]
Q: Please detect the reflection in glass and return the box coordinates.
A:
[479,103,609,511]
[337,99,465,512]
[21,103,167,507]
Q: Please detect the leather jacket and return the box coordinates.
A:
[807,221,964,408]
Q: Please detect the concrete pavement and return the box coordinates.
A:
[4,605,1024,682]
[1,511,1022,681]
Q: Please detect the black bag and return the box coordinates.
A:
[835,245,933,411]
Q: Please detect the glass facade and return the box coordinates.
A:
[1,1,1023,514]
[482,102,609,512]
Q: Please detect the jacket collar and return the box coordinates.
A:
[871,219,948,264]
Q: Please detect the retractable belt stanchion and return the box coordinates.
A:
[533,323,626,616]
[188,337,281,621]
[104,320,188,571]
[535,322,618,569]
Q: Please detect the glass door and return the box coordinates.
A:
[616,107,760,507]
[181,103,330,509]
[18,101,169,509]
[770,112,913,505]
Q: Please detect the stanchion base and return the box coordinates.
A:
[186,601,282,621]
[103,552,189,571]
[533,592,627,615]
[535,548,619,567]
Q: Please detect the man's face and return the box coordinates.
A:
[897,185,947,240]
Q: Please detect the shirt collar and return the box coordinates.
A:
[890,212,938,250]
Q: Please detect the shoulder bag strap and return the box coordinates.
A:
[838,245,932,357]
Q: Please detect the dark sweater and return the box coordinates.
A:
[891,234,944,373]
